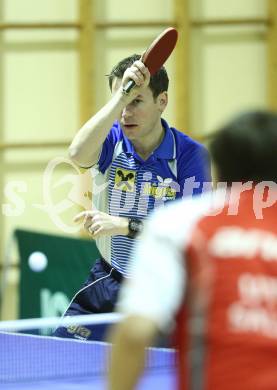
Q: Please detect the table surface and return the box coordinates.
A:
[0,331,176,389]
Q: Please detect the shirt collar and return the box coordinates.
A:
[119,122,135,155]
[119,118,175,160]
[153,118,175,159]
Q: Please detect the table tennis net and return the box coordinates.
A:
[0,313,176,384]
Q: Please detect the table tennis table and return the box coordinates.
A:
[0,331,176,389]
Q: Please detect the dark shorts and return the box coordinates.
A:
[53,258,123,341]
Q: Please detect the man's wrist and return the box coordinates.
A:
[113,217,144,238]
[116,86,130,102]
[114,216,129,236]
[117,85,136,105]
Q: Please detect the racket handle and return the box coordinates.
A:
[122,79,136,94]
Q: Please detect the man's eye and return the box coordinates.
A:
[133,99,142,104]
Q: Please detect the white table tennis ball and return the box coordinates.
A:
[28,251,48,272]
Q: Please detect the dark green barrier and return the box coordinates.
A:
[15,229,100,320]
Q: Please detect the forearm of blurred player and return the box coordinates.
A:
[108,315,158,390]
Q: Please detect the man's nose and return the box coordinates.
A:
[122,105,133,118]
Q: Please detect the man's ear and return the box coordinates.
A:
[157,92,168,113]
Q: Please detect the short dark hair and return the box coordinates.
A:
[107,54,169,99]
[210,111,277,182]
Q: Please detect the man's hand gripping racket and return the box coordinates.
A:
[123,27,178,94]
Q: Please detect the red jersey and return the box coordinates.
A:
[176,189,277,390]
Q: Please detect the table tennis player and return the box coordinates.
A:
[109,111,277,390]
[53,50,210,340]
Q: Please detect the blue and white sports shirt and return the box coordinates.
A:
[91,118,211,276]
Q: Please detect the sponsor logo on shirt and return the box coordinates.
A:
[143,176,177,200]
[114,168,136,192]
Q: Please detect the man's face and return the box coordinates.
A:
[112,78,167,142]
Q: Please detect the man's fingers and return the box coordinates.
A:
[74,209,99,223]
[133,61,150,79]
[89,222,101,233]
[91,226,103,238]
[84,219,91,230]
[73,211,88,222]
[127,70,144,86]
[133,60,146,71]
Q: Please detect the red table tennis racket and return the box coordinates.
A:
[123,27,178,94]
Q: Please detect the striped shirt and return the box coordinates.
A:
[91,118,210,276]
